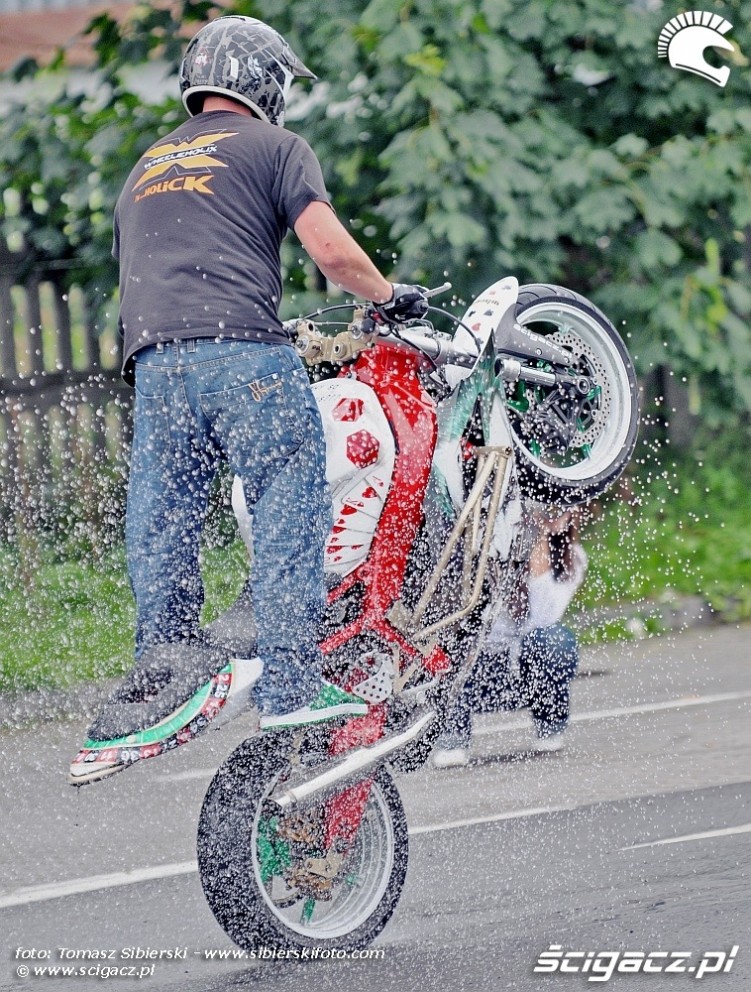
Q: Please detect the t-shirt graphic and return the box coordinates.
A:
[132,130,238,201]
[114,110,331,384]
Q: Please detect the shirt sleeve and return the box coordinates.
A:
[524,543,588,632]
[112,208,120,261]
[273,135,333,231]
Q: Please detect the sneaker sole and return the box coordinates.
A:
[68,662,252,787]
[432,749,470,768]
[68,760,127,786]
[534,738,564,753]
[260,701,368,731]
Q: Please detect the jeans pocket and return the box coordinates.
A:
[199,366,315,501]
[134,364,173,400]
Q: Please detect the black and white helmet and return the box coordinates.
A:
[180,16,316,126]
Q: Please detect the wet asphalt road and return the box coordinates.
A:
[0,623,749,991]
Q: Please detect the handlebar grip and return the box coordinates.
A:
[424,282,452,299]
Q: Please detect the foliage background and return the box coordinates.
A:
[1,0,751,689]
[3,0,751,422]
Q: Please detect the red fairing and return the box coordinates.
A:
[329,344,435,603]
[320,342,444,849]
[322,341,451,675]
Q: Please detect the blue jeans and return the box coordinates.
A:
[125,338,331,715]
[439,623,579,747]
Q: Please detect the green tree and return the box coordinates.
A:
[2,0,751,422]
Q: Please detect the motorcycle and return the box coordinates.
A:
[192,276,639,951]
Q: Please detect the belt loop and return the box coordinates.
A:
[155,342,164,354]
[187,339,197,353]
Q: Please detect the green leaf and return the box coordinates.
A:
[404,45,446,77]
[634,230,682,269]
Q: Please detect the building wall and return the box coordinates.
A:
[0,0,103,11]
[0,1,137,70]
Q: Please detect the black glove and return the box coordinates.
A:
[375,283,430,323]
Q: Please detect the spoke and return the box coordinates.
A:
[301,898,316,925]
[257,817,291,884]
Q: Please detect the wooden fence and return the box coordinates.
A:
[0,243,696,553]
[0,242,131,552]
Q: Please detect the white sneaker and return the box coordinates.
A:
[534,732,565,753]
[432,746,470,768]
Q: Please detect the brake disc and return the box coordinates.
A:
[550,329,611,447]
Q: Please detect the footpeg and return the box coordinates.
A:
[351,652,396,704]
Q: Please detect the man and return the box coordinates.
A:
[432,509,587,767]
[69,16,427,784]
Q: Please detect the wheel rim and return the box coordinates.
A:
[250,775,395,940]
[508,302,634,484]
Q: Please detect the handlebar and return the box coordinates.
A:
[292,281,480,369]
[292,314,476,367]
[290,295,564,387]
[288,280,583,394]
[423,282,453,300]
[292,282,479,368]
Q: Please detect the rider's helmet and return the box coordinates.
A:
[179,15,316,126]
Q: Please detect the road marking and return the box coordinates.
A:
[0,803,578,910]
[155,768,214,783]
[623,822,751,851]
[409,804,575,835]
[0,862,197,911]
[153,690,751,782]
[474,688,751,736]
[4,689,749,911]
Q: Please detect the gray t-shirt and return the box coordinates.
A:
[113,110,330,384]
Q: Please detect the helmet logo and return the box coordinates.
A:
[247,55,264,85]
[227,55,240,81]
[194,48,211,69]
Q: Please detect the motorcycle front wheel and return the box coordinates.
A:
[197,731,408,952]
[507,284,639,505]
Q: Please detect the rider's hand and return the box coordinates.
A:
[375,283,430,323]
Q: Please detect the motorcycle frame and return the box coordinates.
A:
[319,339,518,851]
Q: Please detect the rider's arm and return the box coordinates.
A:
[294,201,392,303]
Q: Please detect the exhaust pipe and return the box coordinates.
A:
[271,710,435,810]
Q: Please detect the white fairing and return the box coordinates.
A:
[314,378,395,575]
[232,377,395,577]
[443,275,518,389]
[431,277,524,562]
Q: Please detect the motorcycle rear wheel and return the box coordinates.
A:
[197,732,408,951]
[508,284,639,505]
